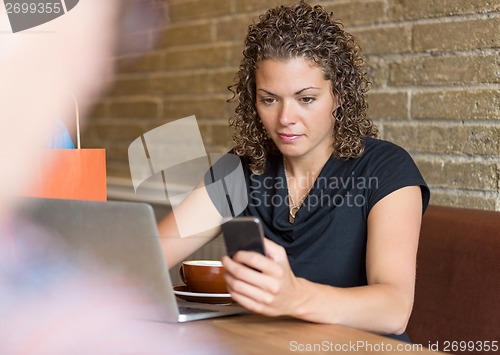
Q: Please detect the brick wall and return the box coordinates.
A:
[83,0,500,210]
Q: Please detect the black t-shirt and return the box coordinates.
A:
[209,137,429,341]
[239,137,430,287]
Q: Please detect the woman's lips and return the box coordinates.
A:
[278,133,302,142]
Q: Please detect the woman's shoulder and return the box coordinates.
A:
[360,138,430,213]
[363,137,409,156]
[360,137,417,165]
[339,137,424,182]
[232,150,282,176]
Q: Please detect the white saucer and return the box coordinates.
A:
[173,285,233,304]
[173,287,230,298]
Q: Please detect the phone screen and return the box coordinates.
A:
[221,217,266,257]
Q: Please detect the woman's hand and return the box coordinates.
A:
[222,238,307,317]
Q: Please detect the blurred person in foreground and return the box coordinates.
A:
[159,1,430,342]
[0,1,224,353]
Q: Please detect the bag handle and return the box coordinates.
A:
[70,93,81,149]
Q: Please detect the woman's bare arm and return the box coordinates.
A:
[158,184,224,268]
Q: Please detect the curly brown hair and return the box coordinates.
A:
[228,1,378,174]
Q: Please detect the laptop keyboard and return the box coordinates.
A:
[179,306,220,315]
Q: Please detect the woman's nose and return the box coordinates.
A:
[278,100,296,126]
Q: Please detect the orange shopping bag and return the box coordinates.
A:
[25,148,107,201]
[22,94,106,201]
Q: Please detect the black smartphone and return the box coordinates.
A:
[221,217,266,258]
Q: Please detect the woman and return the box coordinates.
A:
[159,1,429,340]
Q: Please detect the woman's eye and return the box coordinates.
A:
[300,97,315,104]
[259,97,276,105]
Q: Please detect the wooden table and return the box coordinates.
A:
[141,313,439,354]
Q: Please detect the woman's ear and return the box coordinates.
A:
[331,92,342,117]
[332,101,341,118]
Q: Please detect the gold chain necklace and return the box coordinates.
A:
[283,156,317,223]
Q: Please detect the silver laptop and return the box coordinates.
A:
[22,197,246,322]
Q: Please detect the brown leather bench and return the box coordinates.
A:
[407,205,500,353]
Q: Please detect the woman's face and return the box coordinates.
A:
[255,57,338,162]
